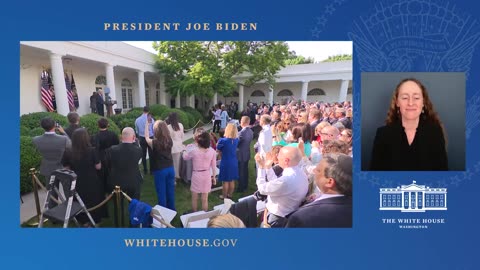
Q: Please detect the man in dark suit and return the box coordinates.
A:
[106,127,143,200]
[285,153,352,228]
[236,116,253,193]
[33,117,71,208]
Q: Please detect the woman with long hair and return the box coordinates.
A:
[183,131,217,212]
[62,128,104,226]
[166,112,185,182]
[370,78,448,171]
[146,120,176,210]
[216,123,239,199]
[286,122,313,158]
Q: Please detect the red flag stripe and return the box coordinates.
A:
[40,71,54,112]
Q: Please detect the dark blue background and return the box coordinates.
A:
[5,0,480,269]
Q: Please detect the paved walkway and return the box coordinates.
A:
[20,122,213,225]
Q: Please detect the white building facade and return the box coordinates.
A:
[379,181,447,212]
[20,41,352,116]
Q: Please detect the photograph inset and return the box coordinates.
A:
[361,72,466,171]
[20,41,353,228]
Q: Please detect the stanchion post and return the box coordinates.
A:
[27,168,47,226]
[114,186,121,228]
[30,168,41,217]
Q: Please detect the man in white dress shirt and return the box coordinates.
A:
[257,114,273,157]
[255,146,309,227]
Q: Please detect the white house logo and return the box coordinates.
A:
[379,180,447,212]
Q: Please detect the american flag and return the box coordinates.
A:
[65,72,75,111]
[71,73,79,109]
[40,71,54,112]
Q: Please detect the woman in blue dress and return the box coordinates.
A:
[216,123,239,199]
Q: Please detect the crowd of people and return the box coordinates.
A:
[32,98,354,228]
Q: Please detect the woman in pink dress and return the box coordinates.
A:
[183,130,217,212]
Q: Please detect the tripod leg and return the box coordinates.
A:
[72,217,81,227]
[75,193,96,227]
[63,196,75,228]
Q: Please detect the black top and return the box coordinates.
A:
[93,130,120,161]
[150,140,173,171]
[369,120,448,171]
[64,124,80,138]
[106,143,143,192]
[62,147,104,222]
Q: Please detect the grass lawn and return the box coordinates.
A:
[24,137,259,228]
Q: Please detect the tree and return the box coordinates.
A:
[153,41,289,97]
[322,54,352,62]
[284,50,315,65]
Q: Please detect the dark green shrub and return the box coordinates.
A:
[20,136,41,194]
[182,106,202,119]
[109,113,125,128]
[234,111,242,120]
[160,109,191,130]
[79,114,120,137]
[29,127,46,137]
[118,118,136,131]
[20,126,30,137]
[20,112,68,130]
[125,107,144,118]
[149,104,170,118]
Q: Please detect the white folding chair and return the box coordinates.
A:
[151,205,177,228]
[180,209,221,228]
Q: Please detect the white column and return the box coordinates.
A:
[379,192,383,208]
[159,74,167,106]
[137,71,146,107]
[188,94,195,108]
[105,63,117,109]
[49,52,69,116]
[268,86,274,105]
[301,80,309,102]
[423,192,426,209]
[175,92,181,108]
[238,84,244,112]
[339,79,349,102]
[415,192,418,209]
[444,192,447,208]
[402,192,405,209]
[213,92,218,106]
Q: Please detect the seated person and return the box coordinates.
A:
[285,153,352,228]
[208,213,245,228]
[255,146,309,228]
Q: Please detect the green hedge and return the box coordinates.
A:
[182,106,203,122]
[79,113,121,137]
[125,107,144,118]
[20,112,68,130]
[20,136,41,194]
[29,127,46,137]
[149,104,170,118]
[160,109,192,130]
[20,126,30,137]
